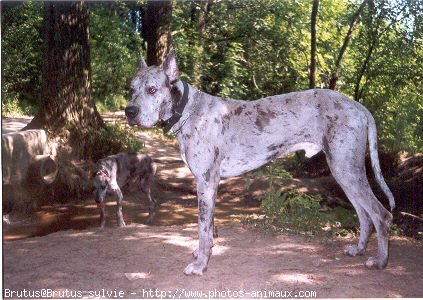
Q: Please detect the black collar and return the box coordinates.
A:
[163,81,189,134]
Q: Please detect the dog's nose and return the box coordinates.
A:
[125,105,140,119]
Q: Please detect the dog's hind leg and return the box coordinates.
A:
[144,188,156,225]
[326,143,392,269]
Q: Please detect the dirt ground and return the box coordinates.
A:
[2,114,423,298]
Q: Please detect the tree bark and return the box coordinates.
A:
[24,1,103,133]
[354,38,376,101]
[309,0,319,89]
[191,0,210,87]
[143,0,172,66]
[329,0,368,90]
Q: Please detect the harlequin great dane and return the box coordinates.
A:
[125,50,395,276]
[92,152,157,228]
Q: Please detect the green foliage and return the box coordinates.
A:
[83,122,144,161]
[248,162,358,237]
[94,95,128,113]
[171,0,422,152]
[260,189,358,237]
[1,0,421,152]
[1,96,36,116]
[1,1,43,109]
[90,3,143,111]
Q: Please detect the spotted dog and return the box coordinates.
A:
[125,50,395,275]
[92,152,157,227]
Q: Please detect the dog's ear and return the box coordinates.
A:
[162,48,179,83]
[140,56,147,71]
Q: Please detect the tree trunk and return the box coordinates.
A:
[24,1,103,134]
[191,0,210,87]
[328,0,368,90]
[143,0,172,66]
[354,39,376,101]
[309,0,319,89]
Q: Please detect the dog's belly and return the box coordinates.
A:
[219,142,321,178]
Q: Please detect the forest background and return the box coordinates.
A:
[2,0,422,153]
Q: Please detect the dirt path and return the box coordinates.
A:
[2,114,423,298]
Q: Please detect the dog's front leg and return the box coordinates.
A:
[184,171,219,276]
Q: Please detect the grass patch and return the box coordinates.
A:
[2,97,37,116]
[85,122,144,160]
[243,161,359,238]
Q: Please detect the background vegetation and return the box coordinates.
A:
[2,0,421,152]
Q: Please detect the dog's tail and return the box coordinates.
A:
[367,112,395,211]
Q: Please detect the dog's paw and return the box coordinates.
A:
[365,256,387,269]
[117,220,126,227]
[183,261,206,276]
[344,245,364,257]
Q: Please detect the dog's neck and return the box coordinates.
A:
[163,80,190,134]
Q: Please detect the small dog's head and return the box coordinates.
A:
[125,49,182,128]
[92,167,110,192]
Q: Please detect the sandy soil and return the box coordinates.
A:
[2,114,423,298]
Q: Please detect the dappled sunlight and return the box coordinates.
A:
[149,233,197,250]
[269,242,320,253]
[70,215,99,221]
[1,116,32,134]
[159,166,193,179]
[124,272,150,280]
[272,273,318,284]
[66,231,96,238]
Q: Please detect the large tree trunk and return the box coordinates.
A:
[328,0,368,90]
[309,0,319,89]
[24,1,103,135]
[143,0,172,66]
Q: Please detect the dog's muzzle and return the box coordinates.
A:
[125,105,140,119]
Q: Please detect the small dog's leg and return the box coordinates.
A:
[114,188,126,227]
[141,182,157,224]
[96,188,107,228]
[99,205,106,228]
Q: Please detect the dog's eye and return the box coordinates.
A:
[147,86,157,95]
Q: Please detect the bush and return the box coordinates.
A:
[2,97,36,116]
[260,189,357,237]
[247,162,358,237]
[67,122,144,161]
[87,122,144,161]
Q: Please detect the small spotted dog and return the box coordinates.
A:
[92,152,157,227]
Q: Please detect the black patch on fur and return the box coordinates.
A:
[203,169,211,181]
[170,84,182,113]
[322,136,332,162]
[255,108,277,132]
[234,106,244,115]
[221,114,231,135]
[214,147,220,160]
[334,102,342,110]
[199,201,208,224]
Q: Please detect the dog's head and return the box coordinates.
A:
[125,49,182,128]
[92,167,110,191]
